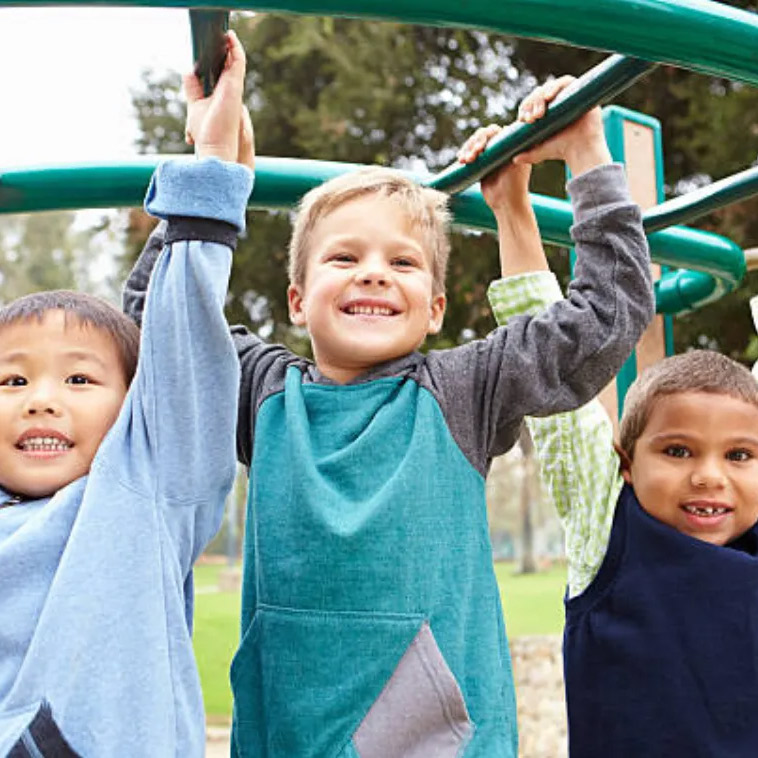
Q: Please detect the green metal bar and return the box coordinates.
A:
[0,157,744,313]
[189,10,229,97]
[428,55,656,194]
[644,165,758,233]
[7,0,758,86]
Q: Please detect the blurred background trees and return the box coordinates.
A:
[4,5,758,563]
[124,7,758,362]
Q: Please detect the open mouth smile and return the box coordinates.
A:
[15,431,74,454]
[682,504,730,517]
[680,501,734,528]
[341,302,400,317]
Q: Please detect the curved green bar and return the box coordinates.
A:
[429,55,655,194]
[8,0,758,86]
[644,165,758,233]
[0,157,743,313]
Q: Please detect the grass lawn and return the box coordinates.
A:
[194,560,567,721]
[194,564,240,722]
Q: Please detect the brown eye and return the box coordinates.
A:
[0,375,26,387]
[727,449,752,462]
[65,374,91,385]
[393,257,415,268]
[663,445,690,459]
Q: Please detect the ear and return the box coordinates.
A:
[427,293,447,335]
[615,442,633,485]
[287,284,307,327]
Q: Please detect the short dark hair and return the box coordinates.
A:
[620,350,758,458]
[0,290,140,383]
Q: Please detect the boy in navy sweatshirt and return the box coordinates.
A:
[125,73,654,757]
[477,80,758,758]
[0,31,252,756]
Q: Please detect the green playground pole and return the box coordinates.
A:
[0,157,744,315]
[428,55,655,194]
[643,165,758,233]
[10,0,758,87]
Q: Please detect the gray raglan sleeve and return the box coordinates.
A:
[123,220,166,329]
[123,220,296,468]
[426,162,654,475]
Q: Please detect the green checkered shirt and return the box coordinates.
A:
[488,273,624,597]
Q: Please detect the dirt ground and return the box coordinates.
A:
[206,726,230,757]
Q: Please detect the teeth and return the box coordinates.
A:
[19,436,72,451]
[684,504,728,517]
[346,305,394,316]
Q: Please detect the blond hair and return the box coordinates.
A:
[619,350,758,457]
[288,167,451,293]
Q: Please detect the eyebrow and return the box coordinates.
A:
[0,349,111,372]
[322,234,424,254]
[649,432,758,447]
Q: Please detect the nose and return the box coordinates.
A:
[355,255,390,287]
[23,383,62,418]
[691,458,726,490]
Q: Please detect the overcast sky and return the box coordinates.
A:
[0,8,192,167]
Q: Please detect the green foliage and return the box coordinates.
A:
[511,35,758,361]
[0,212,102,303]
[129,12,758,360]
[129,15,541,349]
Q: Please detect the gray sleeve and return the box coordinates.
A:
[122,219,297,467]
[232,327,299,467]
[426,162,654,475]
[122,220,166,328]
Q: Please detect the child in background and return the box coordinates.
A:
[475,81,758,758]
[0,32,252,756]
[125,73,654,757]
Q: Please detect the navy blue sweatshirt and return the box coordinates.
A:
[564,484,758,757]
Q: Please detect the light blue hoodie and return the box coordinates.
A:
[0,158,252,757]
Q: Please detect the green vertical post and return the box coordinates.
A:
[602,105,672,416]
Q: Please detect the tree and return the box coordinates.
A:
[0,211,116,303]
[518,426,538,574]
[128,10,758,360]
[129,14,540,351]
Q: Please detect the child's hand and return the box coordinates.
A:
[458,124,532,218]
[459,124,547,276]
[515,75,611,176]
[183,30,255,169]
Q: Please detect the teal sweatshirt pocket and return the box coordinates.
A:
[230,606,470,758]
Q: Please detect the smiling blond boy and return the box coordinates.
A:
[126,75,654,757]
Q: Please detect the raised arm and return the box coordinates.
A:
[428,100,653,474]
[459,100,623,597]
[105,32,254,568]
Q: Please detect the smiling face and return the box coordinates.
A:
[621,391,758,545]
[287,194,446,383]
[0,310,128,499]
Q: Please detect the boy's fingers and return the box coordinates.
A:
[458,124,503,162]
[183,73,205,105]
[544,74,576,102]
[519,87,543,121]
[238,107,255,169]
[216,30,246,94]
[458,128,486,162]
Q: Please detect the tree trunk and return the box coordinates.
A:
[519,425,537,574]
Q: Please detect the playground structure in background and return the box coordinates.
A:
[2,0,758,402]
